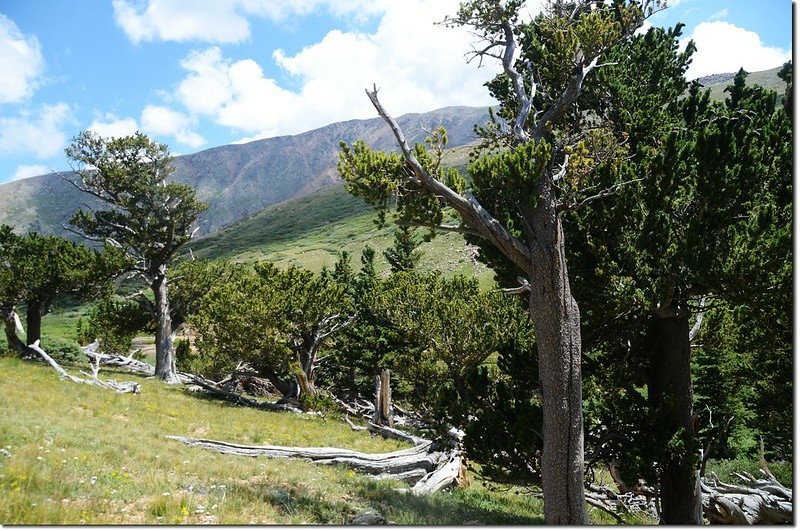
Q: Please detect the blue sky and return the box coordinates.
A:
[0,0,792,184]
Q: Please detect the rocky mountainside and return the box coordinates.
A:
[0,106,489,238]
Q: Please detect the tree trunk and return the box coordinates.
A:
[25,300,42,346]
[372,369,393,427]
[259,367,297,399]
[152,272,179,384]
[2,307,27,356]
[527,210,589,525]
[650,302,700,524]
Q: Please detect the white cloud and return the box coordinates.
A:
[11,164,50,181]
[0,103,72,158]
[0,14,44,104]
[87,114,139,138]
[708,8,728,20]
[140,104,205,148]
[681,21,791,80]
[113,0,251,44]
[112,0,389,44]
[171,0,499,140]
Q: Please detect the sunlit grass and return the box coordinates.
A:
[0,356,548,524]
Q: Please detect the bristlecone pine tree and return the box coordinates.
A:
[65,131,208,384]
[339,0,666,524]
[569,21,792,523]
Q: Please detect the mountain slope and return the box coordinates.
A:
[0,106,489,238]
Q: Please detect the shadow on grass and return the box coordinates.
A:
[354,479,544,525]
[230,476,544,525]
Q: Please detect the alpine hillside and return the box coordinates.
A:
[0,106,489,238]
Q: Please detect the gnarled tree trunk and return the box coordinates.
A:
[152,271,179,384]
[527,209,588,525]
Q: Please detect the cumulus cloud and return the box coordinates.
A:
[113,0,251,44]
[0,103,72,158]
[11,163,49,181]
[681,21,791,80]
[171,0,499,140]
[112,0,389,44]
[141,104,205,148]
[0,14,44,104]
[87,114,139,138]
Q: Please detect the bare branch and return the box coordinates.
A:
[501,276,531,295]
[365,86,532,274]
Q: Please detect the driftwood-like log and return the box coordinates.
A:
[167,432,465,495]
[30,340,140,393]
[83,341,157,376]
[345,416,431,447]
[183,373,304,413]
[701,470,792,525]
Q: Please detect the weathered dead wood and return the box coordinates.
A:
[184,374,304,414]
[30,340,140,393]
[83,341,158,377]
[168,431,465,495]
[372,369,393,427]
[411,449,466,495]
[584,482,659,522]
[701,471,792,525]
[345,416,431,446]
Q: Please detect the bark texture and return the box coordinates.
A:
[527,209,588,525]
[650,303,699,524]
[372,370,393,427]
[152,271,179,384]
[167,432,466,495]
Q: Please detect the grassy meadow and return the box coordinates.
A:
[0,355,558,525]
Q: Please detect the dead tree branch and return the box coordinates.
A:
[30,340,140,393]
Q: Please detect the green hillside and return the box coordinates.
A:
[186,144,494,286]
[701,65,786,102]
[183,64,788,281]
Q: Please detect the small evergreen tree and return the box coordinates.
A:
[383,227,422,273]
[65,131,208,383]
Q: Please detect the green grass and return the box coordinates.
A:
[706,458,792,489]
[187,182,497,288]
[0,355,550,524]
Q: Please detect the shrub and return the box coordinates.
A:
[39,336,84,366]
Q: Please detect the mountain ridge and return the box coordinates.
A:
[0,65,785,241]
[0,105,490,239]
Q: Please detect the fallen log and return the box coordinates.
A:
[345,416,431,446]
[701,470,792,525]
[83,341,157,376]
[167,432,465,495]
[30,340,140,393]
[82,342,304,411]
[183,374,303,414]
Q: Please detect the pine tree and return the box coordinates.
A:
[65,131,207,383]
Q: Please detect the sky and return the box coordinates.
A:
[0,0,793,184]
